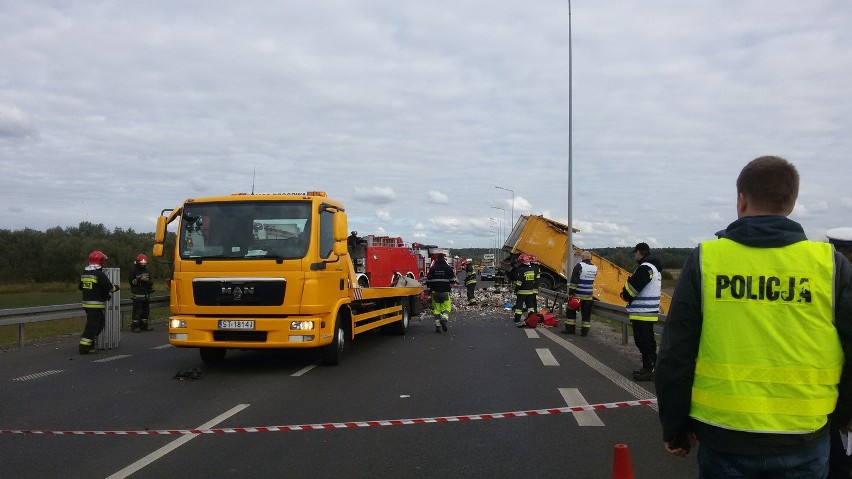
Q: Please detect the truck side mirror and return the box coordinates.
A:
[155,215,167,244]
[153,243,165,258]
[333,211,348,241]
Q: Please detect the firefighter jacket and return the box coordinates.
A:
[512,263,537,295]
[129,263,154,300]
[464,263,477,285]
[79,265,116,309]
[569,260,598,300]
[656,215,852,456]
[426,259,455,293]
[622,253,663,321]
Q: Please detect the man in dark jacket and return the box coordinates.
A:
[426,253,456,333]
[78,250,119,354]
[129,254,154,332]
[621,242,664,381]
[656,156,852,477]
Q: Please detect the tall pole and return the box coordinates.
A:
[565,0,574,286]
[495,185,515,231]
[491,206,507,243]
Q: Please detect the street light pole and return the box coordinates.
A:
[565,0,575,285]
[495,185,515,230]
[491,206,507,244]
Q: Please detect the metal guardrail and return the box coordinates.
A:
[538,288,667,344]
[0,295,169,348]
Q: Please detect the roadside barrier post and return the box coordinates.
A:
[97,267,121,350]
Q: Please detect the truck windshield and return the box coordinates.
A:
[179,201,311,260]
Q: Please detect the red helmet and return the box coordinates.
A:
[88,250,108,265]
[519,253,532,264]
[528,255,538,263]
[568,296,581,311]
[136,254,148,265]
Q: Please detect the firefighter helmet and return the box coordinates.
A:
[88,250,108,265]
[568,296,581,311]
[519,253,532,264]
[136,254,148,265]
[528,255,538,263]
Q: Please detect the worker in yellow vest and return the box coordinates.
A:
[655,156,852,476]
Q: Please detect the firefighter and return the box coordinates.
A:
[78,250,119,354]
[463,259,477,305]
[511,253,538,326]
[565,250,598,336]
[621,242,663,381]
[425,253,456,333]
[129,253,154,332]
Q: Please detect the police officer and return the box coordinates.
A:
[129,253,154,332]
[78,250,119,354]
[655,156,852,476]
[565,250,598,336]
[621,242,663,380]
[463,259,477,305]
[511,254,538,326]
[426,253,456,333]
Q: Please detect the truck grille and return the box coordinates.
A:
[193,279,285,306]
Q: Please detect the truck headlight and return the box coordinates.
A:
[290,321,315,331]
[170,319,187,329]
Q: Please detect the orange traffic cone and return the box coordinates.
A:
[612,443,635,479]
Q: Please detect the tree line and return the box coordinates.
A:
[0,224,693,285]
[0,222,174,284]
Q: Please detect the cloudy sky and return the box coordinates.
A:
[2,1,850,249]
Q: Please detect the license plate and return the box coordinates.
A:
[218,320,255,330]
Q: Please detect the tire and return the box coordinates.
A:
[199,347,226,365]
[357,275,370,288]
[321,315,346,366]
[389,301,410,335]
[538,273,555,292]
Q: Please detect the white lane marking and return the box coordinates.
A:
[93,355,132,363]
[106,403,250,479]
[559,388,605,427]
[12,370,64,382]
[524,328,540,339]
[151,344,173,350]
[536,348,559,366]
[291,363,319,377]
[536,327,657,410]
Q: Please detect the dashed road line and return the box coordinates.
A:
[524,328,540,338]
[150,344,173,350]
[536,348,559,366]
[291,363,319,377]
[12,370,64,382]
[93,354,132,363]
[560,387,605,427]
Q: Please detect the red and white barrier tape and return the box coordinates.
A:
[0,398,656,436]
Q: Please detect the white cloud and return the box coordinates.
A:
[375,210,392,222]
[353,186,397,205]
[427,190,449,204]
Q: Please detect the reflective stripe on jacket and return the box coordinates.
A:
[572,262,597,299]
[691,238,841,433]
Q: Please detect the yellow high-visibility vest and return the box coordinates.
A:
[691,238,840,433]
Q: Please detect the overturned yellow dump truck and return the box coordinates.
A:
[500,214,672,312]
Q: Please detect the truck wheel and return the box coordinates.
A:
[390,302,410,335]
[321,317,346,366]
[199,347,226,365]
[538,274,555,291]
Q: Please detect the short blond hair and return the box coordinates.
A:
[581,251,592,260]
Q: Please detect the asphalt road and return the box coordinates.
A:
[0,294,697,478]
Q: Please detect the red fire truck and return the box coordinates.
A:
[350,235,423,288]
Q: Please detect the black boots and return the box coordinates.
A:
[633,354,656,381]
[563,322,576,334]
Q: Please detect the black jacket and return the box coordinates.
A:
[656,215,852,454]
[426,260,455,293]
[129,263,154,297]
